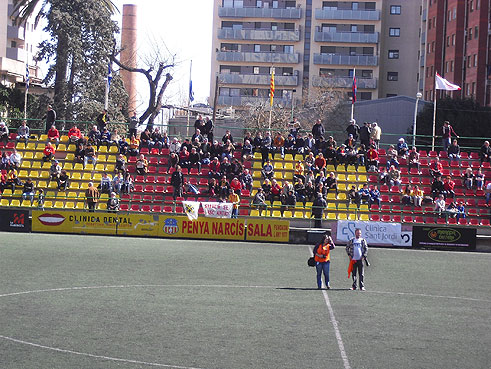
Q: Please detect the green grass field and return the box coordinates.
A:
[0,232,490,369]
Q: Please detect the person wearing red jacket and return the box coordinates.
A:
[313,233,335,289]
[444,176,455,199]
[270,179,282,205]
[430,158,443,178]
[314,153,327,175]
[47,125,60,144]
[230,177,242,195]
[68,125,82,144]
[43,142,56,162]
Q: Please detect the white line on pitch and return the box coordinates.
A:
[0,335,206,369]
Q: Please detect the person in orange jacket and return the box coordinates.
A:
[313,233,335,289]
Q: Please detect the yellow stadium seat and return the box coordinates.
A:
[57,144,67,152]
[347,174,357,182]
[23,151,34,159]
[346,165,357,173]
[105,164,115,172]
[326,165,335,172]
[67,192,78,200]
[284,154,293,161]
[43,201,53,208]
[294,154,303,161]
[337,183,346,191]
[45,190,56,199]
[37,180,47,188]
[109,146,118,153]
[274,162,283,170]
[107,155,117,162]
[74,163,83,171]
[252,180,261,188]
[68,144,76,151]
[95,164,105,172]
[20,161,30,169]
[273,153,281,160]
[10,199,20,207]
[359,214,369,221]
[34,152,44,160]
[294,211,305,218]
[357,166,366,173]
[99,203,107,210]
[97,155,107,162]
[69,182,80,189]
[326,212,337,220]
[338,203,347,211]
[13,189,23,197]
[82,173,92,180]
[2,189,13,197]
[29,170,39,178]
[39,134,48,141]
[338,193,347,200]
[284,162,293,170]
[93,173,102,181]
[98,146,108,153]
[327,192,336,200]
[253,161,262,169]
[348,213,357,220]
[1,199,10,206]
[64,162,73,170]
[337,174,347,181]
[16,142,26,150]
[48,181,57,189]
[273,172,283,180]
[79,182,88,189]
[250,210,260,217]
[327,202,336,210]
[18,170,29,178]
[42,162,50,169]
[272,201,282,208]
[39,170,49,179]
[26,142,36,150]
[65,153,75,161]
[284,172,293,180]
[348,203,358,211]
[75,202,84,209]
[21,200,32,207]
[253,152,262,159]
[60,135,69,143]
[252,171,261,179]
[64,201,75,209]
[360,204,369,212]
[358,174,367,182]
[54,201,64,208]
[71,173,81,180]
[305,201,313,209]
[337,213,347,220]
[31,161,41,169]
[283,211,293,218]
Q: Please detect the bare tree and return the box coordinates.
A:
[111,44,174,131]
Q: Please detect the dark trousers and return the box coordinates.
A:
[352,259,364,289]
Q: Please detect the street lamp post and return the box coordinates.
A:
[412,92,423,147]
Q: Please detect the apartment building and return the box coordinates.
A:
[423,0,490,106]
[210,0,422,109]
[0,0,42,87]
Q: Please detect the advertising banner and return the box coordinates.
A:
[32,211,159,237]
[0,209,31,232]
[201,202,233,218]
[159,216,245,240]
[412,226,476,249]
[246,219,290,242]
[336,220,408,246]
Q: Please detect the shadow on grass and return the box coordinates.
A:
[276,287,351,291]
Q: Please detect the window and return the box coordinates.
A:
[284,45,294,53]
[428,19,431,30]
[469,28,473,40]
[448,10,452,21]
[445,61,449,72]
[11,41,17,48]
[474,54,478,67]
[352,2,359,10]
[446,36,450,47]
[271,23,277,31]
[270,45,277,52]
[361,70,373,78]
[389,28,400,37]
[256,0,262,8]
[475,26,479,39]
[388,50,399,59]
[272,1,278,8]
[387,94,397,98]
[390,5,401,14]
[254,44,261,52]
[470,0,474,11]
[360,92,372,100]
[253,66,260,74]
[468,55,472,68]
[285,1,296,9]
[387,72,398,81]
[453,8,456,19]
[230,88,240,97]
[351,25,358,32]
[472,82,476,95]
[451,60,454,72]
[452,34,455,45]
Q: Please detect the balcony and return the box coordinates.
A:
[218,28,300,42]
[313,53,378,66]
[312,76,377,89]
[218,73,299,86]
[315,8,381,21]
[218,6,302,19]
[7,25,25,41]
[218,95,292,107]
[6,47,26,62]
[421,32,426,44]
[217,51,300,64]
[314,30,379,43]
[420,54,425,67]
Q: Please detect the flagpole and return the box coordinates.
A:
[23,21,28,120]
[187,60,192,138]
[351,67,356,120]
[104,63,110,110]
[432,74,437,151]
[24,72,28,120]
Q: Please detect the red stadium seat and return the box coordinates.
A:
[382,215,391,222]
[128,156,137,163]
[439,151,448,158]
[391,195,401,203]
[481,219,491,226]
[448,218,457,224]
[426,217,435,224]
[155,186,165,193]
[470,152,479,160]
[414,216,424,223]
[144,185,154,193]
[141,205,151,212]
[458,218,467,225]
[428,151,437,157]
[156,176,166,184]
[140,147,149,155]
[403,216,413,223]
[199,178,208,186]
[142,195,153,203]
[370,214,380,221]
[159,157,168,166]
[419,150,427,157]
[163,206,173,213]
[460,152,469,159]
[175,206,184,213]
[437,218,446,224]
[392,215,402,223]
[158,167,168,175]
[190,168,199,175]
[469,218,479,226]
[146,176,156,183]
[133,185,144,193]
[161,148,170,156]
[409,168,420,176]
[201,168,209,176]
[370,204,379,211]
[135,175,145,183]
[120,204,129,211]
[241,189,250,197]
[130,204,140,211]
[381,205,391,213]
[149,157,158,164]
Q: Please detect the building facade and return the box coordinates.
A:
[210,0,422,109]
[0,0,42,87]
[423,0,490,106]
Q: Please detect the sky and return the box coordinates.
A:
[112,0,213,112]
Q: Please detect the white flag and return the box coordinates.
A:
[201,202,234,218]
[435,73,461,91]
[182,201,200,221]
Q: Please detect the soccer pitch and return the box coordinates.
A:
[0,232,490,369]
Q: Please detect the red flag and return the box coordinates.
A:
[348,258,356,278]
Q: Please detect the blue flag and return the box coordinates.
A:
[107,63,113,90]
[25,64,30,91]
[189,80,194,102]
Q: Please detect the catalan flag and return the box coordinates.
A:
[352,69,357,104]
[270,67,275,107]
